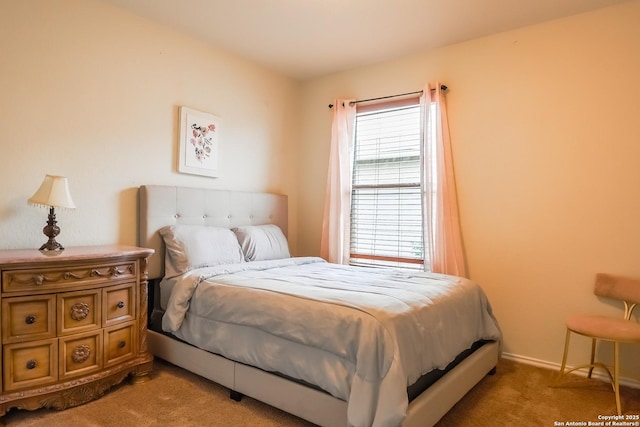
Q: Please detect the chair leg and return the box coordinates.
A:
[554,329,622,414]
[588,338,596,379]
[614,341,621,416]
[554,329,572,385]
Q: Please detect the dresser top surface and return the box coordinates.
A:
[0,245,154,266]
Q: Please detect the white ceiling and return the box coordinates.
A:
[102,0,631,81]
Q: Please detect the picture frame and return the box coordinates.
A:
[178,106,221,178]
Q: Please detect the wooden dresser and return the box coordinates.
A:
[0,245,154,416]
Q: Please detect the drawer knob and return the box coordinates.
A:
[116,301,125,309]
[118,341,126,349]
[26,360,38,370]
[25,315,37,325]
[70,302,90,321]
[72,344,91,364]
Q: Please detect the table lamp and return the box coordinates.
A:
[28,175,76,251]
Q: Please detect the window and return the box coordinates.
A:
[349,100,425,270]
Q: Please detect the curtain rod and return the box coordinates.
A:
[328,85,447,109]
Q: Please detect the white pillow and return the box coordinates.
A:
[158,225,245,278]
[232,224,290,262]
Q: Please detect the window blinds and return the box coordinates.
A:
[350,104,424,270]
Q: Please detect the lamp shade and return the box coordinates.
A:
[28,175,76,209]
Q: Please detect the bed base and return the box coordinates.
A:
[148,330,499,427]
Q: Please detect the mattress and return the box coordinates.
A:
[159,257,502,427]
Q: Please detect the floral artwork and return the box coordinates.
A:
[190,123,216,162]
[179,107,221,177]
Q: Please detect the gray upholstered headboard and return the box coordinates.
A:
[138,185,288,280]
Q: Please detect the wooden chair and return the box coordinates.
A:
[554,273,640,415]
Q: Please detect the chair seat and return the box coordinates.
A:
[566,314,640,342]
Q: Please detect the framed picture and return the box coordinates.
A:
[178,106,221,177]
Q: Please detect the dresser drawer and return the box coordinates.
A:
[58,289,101,336]
[104,322,136,367]
[3,338,58,391]
[59,330,102,380]
[2,295,56,343]
[103,283,136,326]
[2,261,137,293]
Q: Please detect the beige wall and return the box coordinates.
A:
[298,1,640,380]
[0,0,300,253]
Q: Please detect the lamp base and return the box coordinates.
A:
[39,240,65,251]
[39,206,65,252]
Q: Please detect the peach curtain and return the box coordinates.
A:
[420,83,467,277]
[320,99,356,264]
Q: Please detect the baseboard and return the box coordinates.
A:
[501,352,640,390]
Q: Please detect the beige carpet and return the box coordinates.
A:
[3,358,639,426]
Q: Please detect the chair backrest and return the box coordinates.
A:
[595,273,640,318]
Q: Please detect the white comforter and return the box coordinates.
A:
[162,257,501,427]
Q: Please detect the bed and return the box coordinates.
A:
[138,184,502,427]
